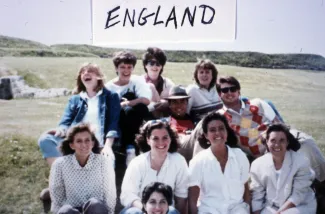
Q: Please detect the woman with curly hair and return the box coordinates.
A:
[120,120,188,214]
[250,124,316,214]
[49,124,116,214]
[188,112,250,214]
[38,63,120,206]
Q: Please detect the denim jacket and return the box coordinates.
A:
[58,87,121,146]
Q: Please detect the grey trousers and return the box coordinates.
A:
[57,198,109,214]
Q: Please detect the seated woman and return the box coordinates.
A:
[38,63,120,167]
[141,182,174,214]
[188,112,250,214]
[250,124,316,214]
[142,47,174,118]
[49,124,116,214]
[186,59,223,124]
[120,121,188,214]
[106,51,152,162]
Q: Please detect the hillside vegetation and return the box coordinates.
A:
[1,35,325,71]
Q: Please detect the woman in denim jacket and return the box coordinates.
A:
[38,63,121,167]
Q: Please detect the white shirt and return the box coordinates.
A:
[120,152,189,207]
[105,75,152,100]
[49,153,116,213]
[80,90,102,146]
[189,146,250,214]
[186,84,222,121]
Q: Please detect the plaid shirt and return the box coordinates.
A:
[218,98,275,157]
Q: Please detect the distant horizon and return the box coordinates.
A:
[2,34,325,58]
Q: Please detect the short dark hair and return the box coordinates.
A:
[266,124,301,152]
[60,123,101,155]
[198,112,239,149]
[112,51,137,68]
[142,47,167,75]
[136,121,180,153]
[142,182,173,213]
[194,59,218,90]
[217,76,241,93]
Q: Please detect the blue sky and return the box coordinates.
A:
[1,0,325,56]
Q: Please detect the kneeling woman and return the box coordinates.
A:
[49,124,116,214]
[142,182,173,214]
[250,124,316,214]
[120,121,188,214]
[188,112,250,214]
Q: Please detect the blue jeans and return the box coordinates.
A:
[57,198,109,214]
[38,133,63,158]
[120,206,179,214]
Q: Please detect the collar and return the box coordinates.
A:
[145,151,170,171]
[80,89,103,100]
[208,145,236,160]
[222,99,246,114]
[71,152,95,170]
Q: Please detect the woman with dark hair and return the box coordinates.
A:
[49,124,116,214]
[189,112,250,214]
[186,59,223,123]
[141,182,173,214]
[142,47,175,118]
[120,121,188,214]
[250,124,316,214]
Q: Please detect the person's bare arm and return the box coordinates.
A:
[188,186,200,214]
[174,196,187,214]
[276,201,296,214]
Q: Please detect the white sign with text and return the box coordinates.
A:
[92,0,237,46]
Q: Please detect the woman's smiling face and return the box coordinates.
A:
[147,128,171,154]
[266,131,288,159]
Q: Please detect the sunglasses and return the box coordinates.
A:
[220,86,238,93]
[147,60,161,67]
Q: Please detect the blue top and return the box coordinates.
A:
[58,87,121,146]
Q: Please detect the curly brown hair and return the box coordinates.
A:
[74,63,105,94]
[136,121,180,153]
[60,123,101,155]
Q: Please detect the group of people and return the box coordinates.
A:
[37,47,325,214]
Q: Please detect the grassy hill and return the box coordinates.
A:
[0,35,49,49]
[1,34,325,71]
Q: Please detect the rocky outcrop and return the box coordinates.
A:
[0,76,71,100]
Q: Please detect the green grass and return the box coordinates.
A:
[0,134,49,214]
[0,57,325,213]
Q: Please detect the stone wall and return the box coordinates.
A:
[0,76,71,100]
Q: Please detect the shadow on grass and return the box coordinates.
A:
[0,134,48,214]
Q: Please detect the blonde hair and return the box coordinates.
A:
[73,63,105,94]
